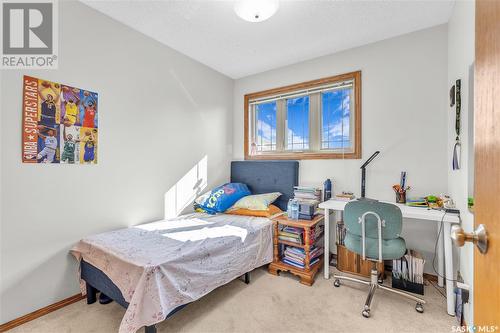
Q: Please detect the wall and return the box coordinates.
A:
[447,0,475,326]
[0,1,233,323]
[233,25,449,272]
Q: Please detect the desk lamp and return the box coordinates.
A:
[360,151,380,198]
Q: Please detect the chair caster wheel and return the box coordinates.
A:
[334,279,341,287]
[415,303,424,313]
[362,309,370,318]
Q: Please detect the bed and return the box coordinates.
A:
[71,161,299,333]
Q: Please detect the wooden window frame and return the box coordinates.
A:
[244,71,362,160]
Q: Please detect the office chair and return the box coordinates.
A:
[333,200,425,318]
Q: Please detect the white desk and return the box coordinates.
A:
[319,199,460,316]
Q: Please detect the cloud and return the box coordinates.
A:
[326,114,349,137]
[323,111,350,150]
[287,128,307,149]
[256,119,276,145]
[255,119,309,150]
[342,95,350,116]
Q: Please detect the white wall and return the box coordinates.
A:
[0,1,233,323]
[0,1,473,324]
[447,0,475,326]
[233,25,449,273]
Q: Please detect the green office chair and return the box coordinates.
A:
[333,199,425,318]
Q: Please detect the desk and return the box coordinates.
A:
[319,199,460,316]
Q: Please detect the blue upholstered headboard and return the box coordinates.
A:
[230,161,299,211]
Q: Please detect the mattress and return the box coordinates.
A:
[71,212,273,333]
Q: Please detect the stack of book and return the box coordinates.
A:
[293,186,322,202]
[392,249,425,295]
[282,245,323,269]
[335,192,355,201]
[392,250,426,284]
[278,225,324,245]
[336,222,346,245]
[278,226,303,244]
[293,186,322,219]
[406,197,427,207]
[311,224,324,244]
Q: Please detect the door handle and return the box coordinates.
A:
[450,224,488,254]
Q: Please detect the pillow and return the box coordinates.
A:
[195,183,251,214]
[229,192,282,211]
[194,191,211,205]
[226,204,283,217]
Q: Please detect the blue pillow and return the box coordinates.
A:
[196,183,251,214]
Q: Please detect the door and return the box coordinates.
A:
[474,0,500,325]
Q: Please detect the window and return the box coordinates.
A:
[286,96,309,151]
[321,88,352,150]
[245,71,361,160]
[254,101,277,152]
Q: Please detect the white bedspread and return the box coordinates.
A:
[71,213,273,333]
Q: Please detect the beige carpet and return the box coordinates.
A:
[10,267,456,333]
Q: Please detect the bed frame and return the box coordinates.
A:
[82,261,247,333]
[81,160,299,333]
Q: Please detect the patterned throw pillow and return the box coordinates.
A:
[194,183,251,214]
[228,192,282,211]
[225,204,283,218]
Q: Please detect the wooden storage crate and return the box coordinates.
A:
[336,244,384,278]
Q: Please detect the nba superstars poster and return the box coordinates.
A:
[22,76,98,164]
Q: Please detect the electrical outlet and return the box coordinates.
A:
[445,208,460,215]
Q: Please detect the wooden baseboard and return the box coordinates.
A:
[330,254,440,283]
[423,272,439,283]
[0,271,441,332]
[0,293,85,332]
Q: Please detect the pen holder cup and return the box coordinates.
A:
[395,191,406,204]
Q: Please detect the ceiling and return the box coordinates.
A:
[81,0,455,79]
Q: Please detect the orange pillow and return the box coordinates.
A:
[226,204,282,217]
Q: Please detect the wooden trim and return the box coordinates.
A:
[0,294,84,332]
[474,0,500,324]
[246,71,361,100]
[423,273,439,283]
[354,71,362,159]
[244,151,360,160]
[244,94,250,160]
[244,71,362,160]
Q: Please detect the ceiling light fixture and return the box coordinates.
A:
[234,0,279,23]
